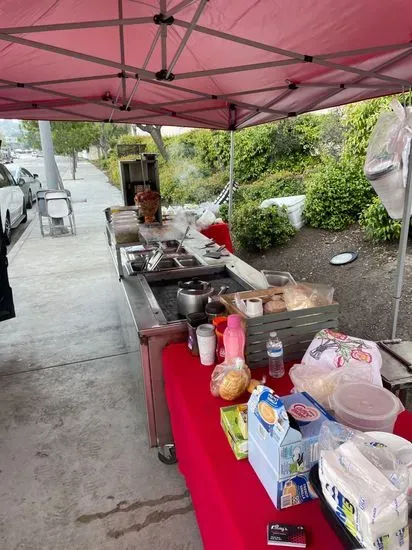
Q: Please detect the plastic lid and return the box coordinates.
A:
[205,302,226,315]
[227,314,242,328]
[196,324,215,337]
[269,331,278,338]
[331,382,400,422]
[212,316,227,327]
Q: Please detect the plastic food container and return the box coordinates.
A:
[330,382,403,433]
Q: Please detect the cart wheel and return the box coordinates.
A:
[158,444,177,465]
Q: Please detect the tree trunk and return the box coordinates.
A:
[135,124,169,161]
[71,150,77,180]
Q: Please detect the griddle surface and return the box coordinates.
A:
[149,274,249,322]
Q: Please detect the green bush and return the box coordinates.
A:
[219,203,229,222]
[107,156,120,188]
[237,172,305,204]
[304,158,374,230]
[232,201,295,251]
[360,197,402,241]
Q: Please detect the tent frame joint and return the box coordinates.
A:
[153,13,175,26]
[155,69,175,81]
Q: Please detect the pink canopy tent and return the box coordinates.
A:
[0,0,411,128]
[1,0,412,338]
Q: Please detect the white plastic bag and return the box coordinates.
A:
[318,421,409,549]
[196,209,216,230]
[302,329,382,386]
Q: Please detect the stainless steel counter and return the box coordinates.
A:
[109,221,268,461]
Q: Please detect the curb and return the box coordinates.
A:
[7,214,38,265]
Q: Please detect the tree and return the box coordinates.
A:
[20,120,41,149]
[343,97,391,161]
[51,122,99,179]
[317,109,345,159]
[135,124,169,161]
[97,122,129,159]
[20,120,99,179]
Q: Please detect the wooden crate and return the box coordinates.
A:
[220,290,339,368]
[220,287,285,317]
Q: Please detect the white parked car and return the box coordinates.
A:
[0,163,27,244]
[6,164,42,208]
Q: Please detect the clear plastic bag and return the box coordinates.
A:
[210,358,251,401]
[319,420,409,492]
[364,99,412,219]
[289,362,377,409]
[283,282,334,310]
[319,421,409,549]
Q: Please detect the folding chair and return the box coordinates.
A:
[36,189,49,237]
[45,190,76,237]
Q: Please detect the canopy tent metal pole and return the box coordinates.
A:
[228,130,235,230]
[165,0,207,79]
[39,121,63,190]
[391,142,412,338]
[0,17,153,34]
[118,0,127,104]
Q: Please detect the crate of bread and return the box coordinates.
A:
[219,285,339,368]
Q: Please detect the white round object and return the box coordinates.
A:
[331,382,402,432]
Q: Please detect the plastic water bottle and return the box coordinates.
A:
[267,331,285,378]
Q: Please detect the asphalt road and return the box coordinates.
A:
[7,155,71,251]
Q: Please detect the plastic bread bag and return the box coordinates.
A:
[289,362,377,409]
[319,422,409,549]
[301,329,383,387]
[283,282,334,310]
[210,358,251,401]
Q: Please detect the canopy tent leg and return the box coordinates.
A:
[39,121,63,190]
[391,141,412,338]
[228,130,235,230]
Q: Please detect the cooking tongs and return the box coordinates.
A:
[144,246,164,271]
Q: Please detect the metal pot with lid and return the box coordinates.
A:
[177,278,227,316]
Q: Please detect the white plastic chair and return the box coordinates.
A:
[45,191,76,237]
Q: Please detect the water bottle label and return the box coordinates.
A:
[268,345,283,358]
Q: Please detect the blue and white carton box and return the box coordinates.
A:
[247,386,334,509]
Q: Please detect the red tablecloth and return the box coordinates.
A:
[163,343,412,550]
[201,222,234,253]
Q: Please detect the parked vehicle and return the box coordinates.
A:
[6,164,42,208]
[0,163,26,244]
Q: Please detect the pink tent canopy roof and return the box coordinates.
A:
[0,0,411,129]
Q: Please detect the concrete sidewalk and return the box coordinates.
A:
[0,161,202,550]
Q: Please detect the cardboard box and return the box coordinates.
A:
[220,404,248,460]
[237,404,248,439]
[248,387,334,508]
